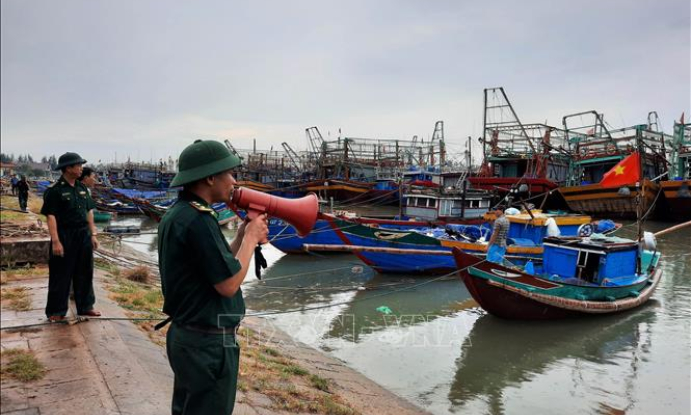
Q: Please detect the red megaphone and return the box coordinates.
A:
[230,187,319,237]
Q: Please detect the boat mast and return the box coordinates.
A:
[636,126,644,274]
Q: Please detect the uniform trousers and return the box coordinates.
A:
[46,226,95,316]
[166,323,240,415]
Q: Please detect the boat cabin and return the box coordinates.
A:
[542,236,639,286]
[403,192,492,220]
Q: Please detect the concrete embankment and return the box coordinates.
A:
[2,254,427,414]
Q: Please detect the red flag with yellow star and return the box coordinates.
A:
[599,152,641,188]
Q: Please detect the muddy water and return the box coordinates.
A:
[111,216,690,415]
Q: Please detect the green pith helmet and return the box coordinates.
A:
[55,152,87,170]
[170,140,241,187]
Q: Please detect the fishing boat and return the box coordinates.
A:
[268,217,346,254]
[312,212,599,274]
[268,212,478,254]
[134,198,235,225]
[402,171,493,221]
[558,112,670,218]
[469,88,571,206]
[658,119,691,220]
[92,210,114,222]
[94,200,140,215]
[452,234,662,319]
[133,198,167,222]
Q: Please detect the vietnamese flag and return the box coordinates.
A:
[599,152,641,188]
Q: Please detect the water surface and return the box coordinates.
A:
[109,217,691,415]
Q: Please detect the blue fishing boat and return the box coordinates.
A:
[315,212,608,274]
[267,210,485,254]
[452,234,662,319]
[268,218,345,254]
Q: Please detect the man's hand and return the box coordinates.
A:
[52,240,64,257]
[91,235,100,250]
[244,214,269,245]
[236,219,248,238]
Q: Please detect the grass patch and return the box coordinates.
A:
[0,194,41,225]
[310,374,331,392]
[235,330,360,414]
[319,396,358,415]
[106,277,167,345]
[109,278,162,315]
[0,286,32,311]
[94,257,119,275]
[282,364,309,377]
[0,348,45,382]
[122,266,151,283]
[0,265,47,285]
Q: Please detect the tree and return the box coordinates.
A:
[41,156,48,164]
[0,153,14,163]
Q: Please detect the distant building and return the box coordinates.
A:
[0,162,15,176]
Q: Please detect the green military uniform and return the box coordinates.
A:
[158,140,244,415]
[41,176,97,317]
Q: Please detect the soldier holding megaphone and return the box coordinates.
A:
[157,139,269,415]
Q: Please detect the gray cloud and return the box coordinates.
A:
[2,0,689,164]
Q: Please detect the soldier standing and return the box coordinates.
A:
[158,140,268,415]
[17,176,30,212]
[41,152,101,322]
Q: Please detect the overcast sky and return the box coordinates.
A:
[2,0,689,165]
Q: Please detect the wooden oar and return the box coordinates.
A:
[654,220,691,238]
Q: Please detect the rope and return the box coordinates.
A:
[0,258,490,330]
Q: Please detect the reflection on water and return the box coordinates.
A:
[450,307,657,414]
[108,216,691,415]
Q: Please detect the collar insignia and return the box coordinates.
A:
[190,201,214,213]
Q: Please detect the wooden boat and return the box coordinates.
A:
[133,198,167,222]
[658,121,691,220]
[559,179,659,218]
[268,213,484,254]
[134,198,235,225]
[659,180,691,221]
[92,210,114,222]
[215,206,236,226]
[452,235,662,319]
[299,179,374,204]
[559,113,670,218]
[467,177,558,195]
[103,225,140,234]
[269,217,346,254]
[472,88,571,207]
[318,213,596,274]
[402,186,493,221]
[94,199,140,215]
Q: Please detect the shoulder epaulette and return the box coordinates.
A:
[190,201,215,214]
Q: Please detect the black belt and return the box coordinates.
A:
[154,317,239,335]
[179,322,238,335]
